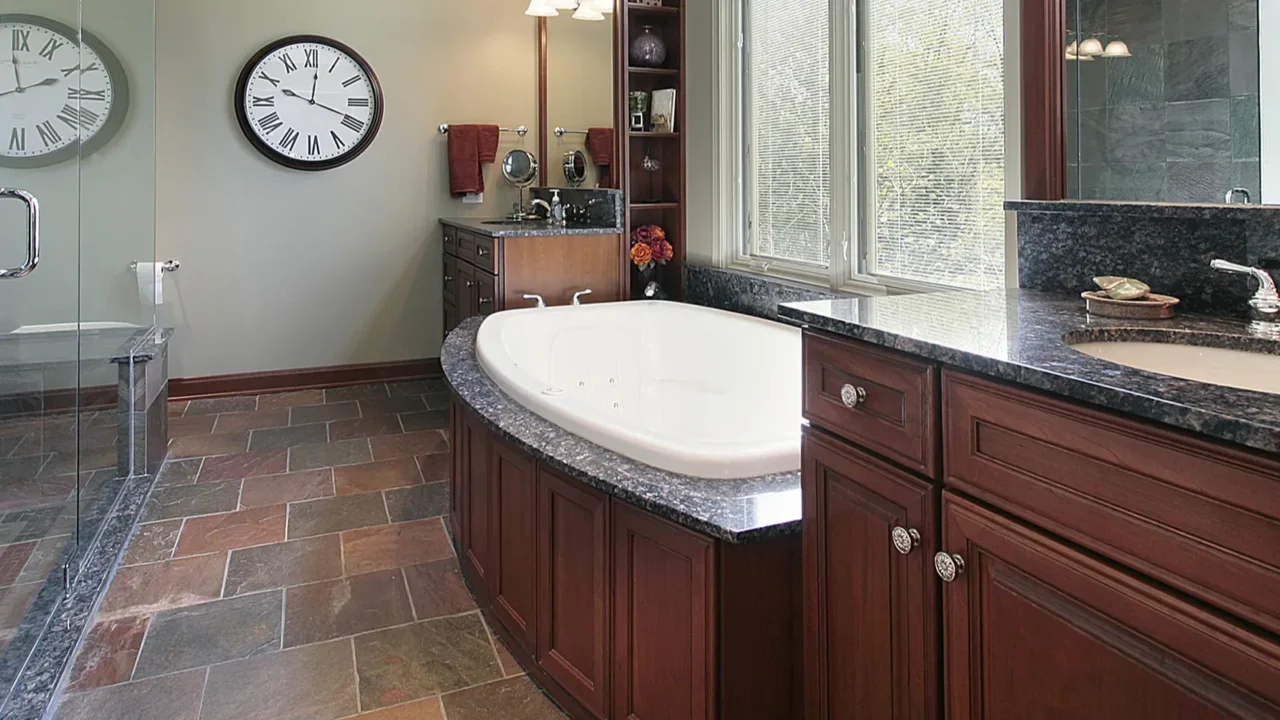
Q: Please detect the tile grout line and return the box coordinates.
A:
[196,666,211,718]
[399,567,418,621]
[349,635,362,714]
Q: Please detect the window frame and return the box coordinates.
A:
[716,0,1011,296]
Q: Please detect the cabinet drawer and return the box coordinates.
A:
[944,370,1280,635]
[443,255,459,304]
[475,272,497,316]
[471,235,498,274]
[803,331,940,478]
[443,225,459,256]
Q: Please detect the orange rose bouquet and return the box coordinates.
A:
[630,224,671,272]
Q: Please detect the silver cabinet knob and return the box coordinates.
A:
[478,297,493,305]
[444,275,454,283]
[476,246,489,257]
[465,280,475,288]
[891,527,921,555]
[934,552,965,582]
[840,384,867,409]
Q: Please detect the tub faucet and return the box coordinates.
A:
[523,293,546,308]
[572,289,593,306]
[1225,188,1252,204]
[1211,259,1280,323]
[530,198,552,220]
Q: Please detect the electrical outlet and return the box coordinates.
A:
[462,192,484,204]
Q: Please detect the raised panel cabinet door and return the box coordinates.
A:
[802,428,941,720]
[940,493,1280,720]
[537,467,610,718]
[491,442,538,654]
[460,410,495,601]
[449,399,464,545]
[612,502,716,720]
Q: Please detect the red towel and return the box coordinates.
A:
[448,124,501,196]
[586,127,616,188]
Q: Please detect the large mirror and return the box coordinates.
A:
[542,6,617,188]
[1064,0,1271,204]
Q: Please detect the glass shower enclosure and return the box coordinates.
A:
[0,0,155,709]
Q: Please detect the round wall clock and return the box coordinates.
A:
[0,14,129,168]
[235,35,383,171]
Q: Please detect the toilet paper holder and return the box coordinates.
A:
[129,260,181,273]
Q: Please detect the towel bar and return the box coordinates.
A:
[438,124,529,137]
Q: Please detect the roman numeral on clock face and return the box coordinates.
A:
[57,104,100,130]
[257,111,283,136]
[36,121,61,147]
[39,37,64,61]
[342,75,361,88]
[251,95,274,107]
[307,134,320,156]
[258,71,280,87]
[341,115,365,133]
[330,130,346,150]
[11,29,29,52]
[68,87,107,101]
[304,49,318,68]
[348,97,369,107]
[281,53,297,73]
[280,127,299,151]
[8,127,24,152]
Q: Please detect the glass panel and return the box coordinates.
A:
[0,0,85,700]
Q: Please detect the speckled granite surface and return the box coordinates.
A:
[778,290,1280,455]
[685,264,844,322]
[442,318,800,543]
[1010,200,1280,314]
[441,217,623,238]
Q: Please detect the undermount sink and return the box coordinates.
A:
[1070,334,1280,395]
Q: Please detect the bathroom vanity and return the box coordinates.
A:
[782,291,1280,719]
[441,317,801,720]
[441,218,627,332]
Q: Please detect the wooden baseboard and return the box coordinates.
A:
[169,358,443,401]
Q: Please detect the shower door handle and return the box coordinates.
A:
[0,188,39,279]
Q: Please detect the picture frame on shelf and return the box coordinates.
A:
[651,89,676,133]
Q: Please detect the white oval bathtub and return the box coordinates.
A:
[475,301,802,479]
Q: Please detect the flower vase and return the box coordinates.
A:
[630,26,668,68]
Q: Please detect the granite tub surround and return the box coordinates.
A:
[442,317,800,542]
[1009,199,1280,314]
[685,264,843,322]
[778,289,1280,454]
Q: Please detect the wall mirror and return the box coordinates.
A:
[539,4,618,188]
[563,149,588,187]
[1063,0,1271,204]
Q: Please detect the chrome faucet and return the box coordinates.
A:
[1225,188,1252,204]
[1211,259,1280,323]
[529,198,552,220]
[522,293,546,308]
[572,289,593,306]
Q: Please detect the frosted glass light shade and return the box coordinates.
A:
[548,0,579,8]
[525,0,558,16]
[573,4,606,20]
[1102,40,1132,57]
[1078,37,1105,56]
[586,0,615,12]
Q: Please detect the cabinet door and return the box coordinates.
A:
[538,467,609,718]
[449,399,464,544]
[491,442,538,654]
[941,493,1280,719]
[612,502,715,720]
[458,262,477,320]
[459,410,495,599]
[802,429,940,720]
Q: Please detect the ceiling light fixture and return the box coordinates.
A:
[1078,37,1105,56]
[1102,40,1132,58]
[573,4,606,20]
[525,0,559,16]
[548,0,579,8]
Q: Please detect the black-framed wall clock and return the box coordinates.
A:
[235,35,383,171]
[0,14,130,169]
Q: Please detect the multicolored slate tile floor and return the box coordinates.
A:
[50,381,567,720]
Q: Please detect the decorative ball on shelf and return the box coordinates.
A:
[630,25,668,67]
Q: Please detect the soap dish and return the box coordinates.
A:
[1082,291,1181,319]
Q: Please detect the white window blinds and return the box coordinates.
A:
[866,0,1006,289]
[745,0,830,268]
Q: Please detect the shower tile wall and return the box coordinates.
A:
[1067,0,1260,202]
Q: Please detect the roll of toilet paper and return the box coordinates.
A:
[135,262,163,305]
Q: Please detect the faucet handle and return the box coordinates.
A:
[1211,259,1280,320]
[522,293,546,308]
[572,289,593,306]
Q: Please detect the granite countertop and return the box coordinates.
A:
[779,289,1280,455]
[441,217,624,238]
[441,317,801,543]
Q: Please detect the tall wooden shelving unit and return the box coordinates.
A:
[615,1,686,300]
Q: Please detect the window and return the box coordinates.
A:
[731,0,1007,291]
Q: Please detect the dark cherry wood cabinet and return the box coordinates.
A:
[458,406,495,602]
[492,441,538,654]
[611,502,716,720]
[802,329,1280,720]
[538,467,610,718]
[941,493,1280,718]
[802,427,940,720]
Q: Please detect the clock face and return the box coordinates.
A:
[0,15,127,167]
[235,36,383,171]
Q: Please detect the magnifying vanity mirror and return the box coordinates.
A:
[1063,0,1269,204]
[502,148,539,188]
[541,6,617,188]
[562,150,588,187]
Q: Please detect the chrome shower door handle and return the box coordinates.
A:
[0,188,39,279]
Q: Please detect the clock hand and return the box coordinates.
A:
[10,53,21,92]
[309,71,318,103]
[281,88,345,117]
[0,76,55,98]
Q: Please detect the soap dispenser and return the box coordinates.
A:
[549,189,566,227]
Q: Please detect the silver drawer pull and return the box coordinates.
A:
[444,275,454,283]
[934,552,965,582]
[465,280,475,288]
[478,297,493,305]
[891,527,920,555]
[476,246,489,257]
[840,384,866,409]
